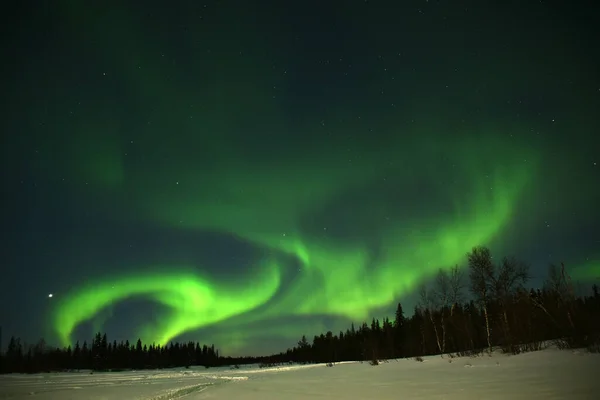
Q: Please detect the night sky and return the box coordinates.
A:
[2,0,599,356]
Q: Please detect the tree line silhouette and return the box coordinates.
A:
[278,247,600,365]
[0,332,220,373]
[1,246,599,373]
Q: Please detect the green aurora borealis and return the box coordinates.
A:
[51,132,543,348]
[2,0,598,355]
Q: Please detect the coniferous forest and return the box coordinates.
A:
[1,246,599,374]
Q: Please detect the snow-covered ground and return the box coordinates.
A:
[1,348,598,399]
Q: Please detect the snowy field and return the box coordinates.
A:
[1,348,598,399]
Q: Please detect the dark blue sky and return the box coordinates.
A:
[1,0,598,356]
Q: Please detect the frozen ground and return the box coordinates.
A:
[1,348,598,399]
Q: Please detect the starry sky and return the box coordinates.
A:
[2,0,599,356]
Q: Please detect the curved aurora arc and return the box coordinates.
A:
[51,132,551,349]
[43,0,595,352]
[53,263,281,347]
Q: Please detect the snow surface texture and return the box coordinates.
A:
[1,348,598,399]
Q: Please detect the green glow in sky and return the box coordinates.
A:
[54,262,280,347]
[52,132,539,347]
[41,1,598,353]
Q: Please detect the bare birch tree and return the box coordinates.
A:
[468,246,530,353]
[493,256,529,350]
[467,246,494,353]
[432,266,464,354]
[545,262,576,330]
[419,284,442,354]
